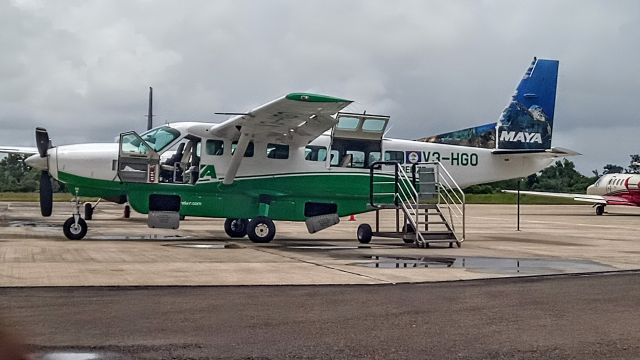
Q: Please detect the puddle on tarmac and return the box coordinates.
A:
[6,220,59,228]
[32,352,122,360]
[286,245,372,250]
[355,255,616,274]
[164,242,241,249]
[90,234,192,240]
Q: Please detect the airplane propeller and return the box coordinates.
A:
[35,127,53,217]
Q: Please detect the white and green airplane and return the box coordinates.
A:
[0,57,576,242]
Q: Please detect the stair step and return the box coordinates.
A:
[419,233,457,240]
[415,221,447,225]
[419,230,454,237]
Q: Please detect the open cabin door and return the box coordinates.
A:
[117,131,160,183]
[329,112,390,168]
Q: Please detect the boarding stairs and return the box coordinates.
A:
[369,161,465,248]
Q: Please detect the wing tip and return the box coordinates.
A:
[285,92,352,104]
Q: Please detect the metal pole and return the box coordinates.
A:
[516,178,521,231]
[147,87,153,131]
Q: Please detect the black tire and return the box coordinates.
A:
[63,217,88,240]
[224,218,249,238]
[247,216,276,243]
[84,203,93,220]
[402,223,415,244]
[357,223,372,244]
[124,205,131,218]
[595,205,605,216]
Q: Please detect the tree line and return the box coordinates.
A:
[1,153,639,193]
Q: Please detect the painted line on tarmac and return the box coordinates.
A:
[249,246,392,284]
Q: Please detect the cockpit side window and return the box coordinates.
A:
[140,126,181,152]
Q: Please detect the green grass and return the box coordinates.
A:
[0,192,98,202]
[465,193,584,205]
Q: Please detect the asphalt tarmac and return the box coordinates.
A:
[2,272,640,359]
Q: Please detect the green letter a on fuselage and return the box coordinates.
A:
[199,165,216,182]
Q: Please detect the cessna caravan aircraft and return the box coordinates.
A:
[0,57,576,241]
[504,173,640,215]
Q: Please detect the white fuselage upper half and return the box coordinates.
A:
[44,122,558,189]
[587,173,640,196]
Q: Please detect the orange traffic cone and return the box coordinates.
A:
[348,214,356,221]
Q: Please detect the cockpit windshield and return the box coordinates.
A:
[139,126,181,152]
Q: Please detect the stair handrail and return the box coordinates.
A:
[410,161,466,242]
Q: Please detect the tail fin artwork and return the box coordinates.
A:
[417,57,559,151]
[496,57,558,150]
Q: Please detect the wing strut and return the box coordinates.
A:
[223,131,251,185]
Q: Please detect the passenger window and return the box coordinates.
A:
[267,143,289,159]
[305,146,327,161]
[206,140,224,156]
[384,151,404,164]
[330,150,340,166]
[347,150,365,168]
[369,151,381,164]
[231,141,254,157]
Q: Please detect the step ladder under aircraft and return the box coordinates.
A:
[366,161,465,248]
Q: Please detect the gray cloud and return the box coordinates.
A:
[1,0,639,174]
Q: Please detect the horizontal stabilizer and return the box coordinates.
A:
[492,147,580,156]
[502,190,606,204]
[0,146,39,155]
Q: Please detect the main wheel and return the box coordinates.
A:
[595,205,605,216]
[63,217,88,240]
[84,203,93,220]
[224,218,249,238]
[247,216,276,243]
[357,223,372,244]
[124,205,131,218]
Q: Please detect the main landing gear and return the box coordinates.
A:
[595,204,605,216]
[83,199,131,220]
[224,218,249,238]
[223,217,276,243]
[64,196,88,240]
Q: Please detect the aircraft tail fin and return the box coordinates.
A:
[496,57,559,150]
[417,57,559,151]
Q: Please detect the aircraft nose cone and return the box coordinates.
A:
[25,154,48,170]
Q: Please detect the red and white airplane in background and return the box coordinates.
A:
[504,169,640,215]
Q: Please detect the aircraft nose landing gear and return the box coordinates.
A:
[63,194,88,240]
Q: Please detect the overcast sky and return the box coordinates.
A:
[1,0,639,174]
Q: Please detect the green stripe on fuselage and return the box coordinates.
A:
[57,171,396,221]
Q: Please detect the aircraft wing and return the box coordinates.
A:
[210,93,352,184]
[210,93,352,143]
[0,146,38,156]
[502,190,617,205]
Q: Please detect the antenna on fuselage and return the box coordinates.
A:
[146,87,154,130]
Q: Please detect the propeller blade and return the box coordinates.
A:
[39,171,53,217]
[35,127,50,158]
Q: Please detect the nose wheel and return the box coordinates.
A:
[63,194,88,240]
[63,216,88,240]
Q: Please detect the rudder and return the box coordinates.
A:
[496,58,559,150]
